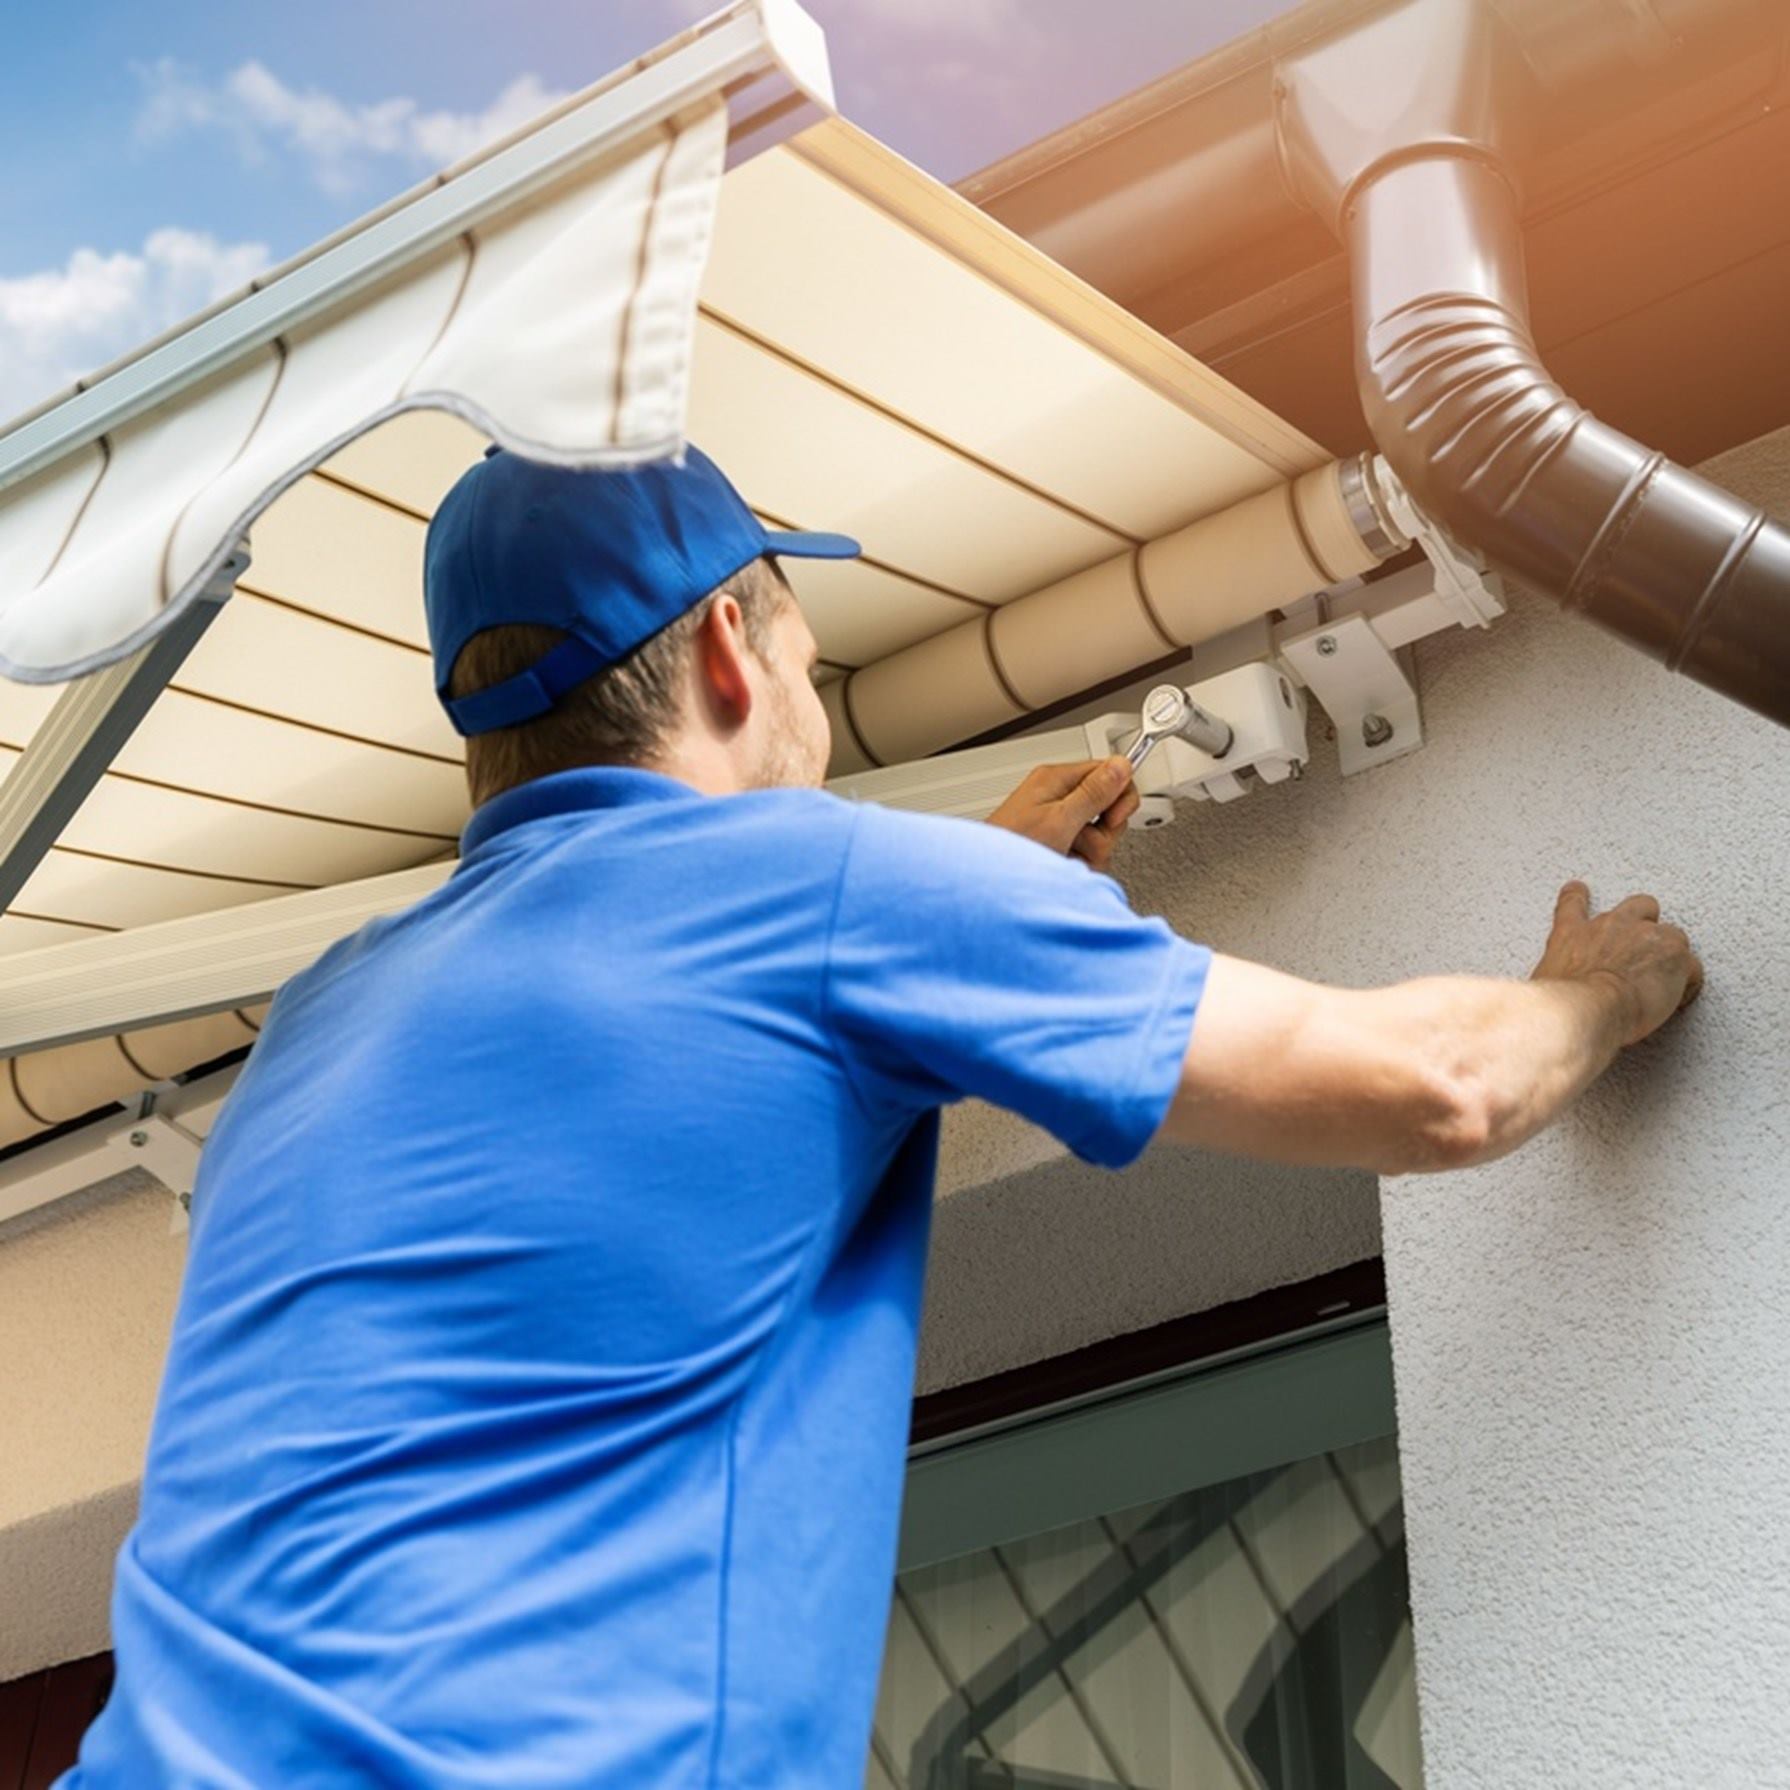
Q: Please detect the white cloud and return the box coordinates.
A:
[136,58,571,196]
[0,229,270,425]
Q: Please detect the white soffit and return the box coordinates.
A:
[0,87,1323,976]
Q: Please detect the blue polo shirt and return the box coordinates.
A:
[66,768,1211,1790]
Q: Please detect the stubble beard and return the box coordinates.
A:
[748,677,826,791]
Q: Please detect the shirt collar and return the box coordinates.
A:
[459,765,698,859]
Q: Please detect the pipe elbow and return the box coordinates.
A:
[1357,287,1574,566]
[1344,153,1790,728]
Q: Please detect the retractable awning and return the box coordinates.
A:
[0,0,1333,1148]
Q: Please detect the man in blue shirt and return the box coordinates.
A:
[66,447,1702,1788]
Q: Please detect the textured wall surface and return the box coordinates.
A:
[922,1115,1377,1391]
[0,1170,184,1676]
[0,1485,137,1684]
[1364,433,1790,1787]
[928,422,1788,1786]
[0,1171,183,1529]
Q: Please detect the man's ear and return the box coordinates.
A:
[693,593,755,731]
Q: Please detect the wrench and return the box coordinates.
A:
[1124,684,1234,771]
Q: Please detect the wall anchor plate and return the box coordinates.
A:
[1280,615,1422,776]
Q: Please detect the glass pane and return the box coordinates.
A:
[871,1436,1422,1789]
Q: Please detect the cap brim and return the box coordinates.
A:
[762,528,861,561]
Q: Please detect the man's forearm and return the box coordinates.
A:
[1165,885,1696,1176]
[1165,957,1627,1173]
[1369,971,1630,1171]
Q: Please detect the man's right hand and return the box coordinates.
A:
[1530,879,1704,1048]
[984,757,1139,873]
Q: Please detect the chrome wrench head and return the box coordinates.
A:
[1125,684,1193,769]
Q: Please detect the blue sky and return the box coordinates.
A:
[0,0,1283,422]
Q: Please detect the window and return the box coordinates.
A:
[876,1317,1421,1788]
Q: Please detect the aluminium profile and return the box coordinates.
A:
[0,863,452,1059]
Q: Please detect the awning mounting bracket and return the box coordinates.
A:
[1279,614,1423,777]
[1374,456,1507,631]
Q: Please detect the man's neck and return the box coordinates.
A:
[637,734,752,800]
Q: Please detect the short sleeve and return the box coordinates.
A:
[823,802,1213,1169]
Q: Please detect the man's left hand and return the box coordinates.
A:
[985,757,1139,873]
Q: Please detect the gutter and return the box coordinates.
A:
[971,0,1790,729]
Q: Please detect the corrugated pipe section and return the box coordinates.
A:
[823,456,1405,772]
[0,1005,266,1153]
[1282,0,1790,726]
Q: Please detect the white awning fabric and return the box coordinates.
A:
[0,100,725,684]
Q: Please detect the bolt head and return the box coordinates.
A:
[1362,713,1395,748]
[129,1130,149,1148]
[1142,684,1188,728]
[1316,635,1338,656]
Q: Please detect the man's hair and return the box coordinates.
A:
[450,556,787,809]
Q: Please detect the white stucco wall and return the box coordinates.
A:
[922,1101,1378,1390]
[1369,433,1790,1787]
[0,1169,178,1678]
[930,422,1790,1784]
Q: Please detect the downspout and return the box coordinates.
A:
[1279,0,1790,726]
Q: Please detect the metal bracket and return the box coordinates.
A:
[1280,615,1422,776]
[108,1110,207,1235]
[0,548,244,914]
[0,1060,242,1236]
[0,1096,211,1237]
[1371,454,1506,630]
[1089,661,1311,809]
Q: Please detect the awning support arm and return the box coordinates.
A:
[0,1056,241,1234]
[0,549,246,915]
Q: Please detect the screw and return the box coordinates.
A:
[129,1130,149,1148]
[1362,713,1395,748]
[1316,635,1338,657]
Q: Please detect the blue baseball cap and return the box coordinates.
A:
[424,445,860,737]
